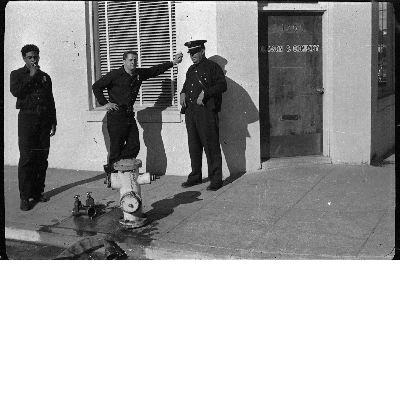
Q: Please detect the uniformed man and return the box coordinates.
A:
[180,40,227,191]
[10,44,57,211]
[92,51,183,180]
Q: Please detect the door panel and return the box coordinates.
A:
[259,13,323,159]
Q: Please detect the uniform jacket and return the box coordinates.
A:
[181,58,227,112]
[10,66,57,125]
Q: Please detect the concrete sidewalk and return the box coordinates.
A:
[4,155,395,260]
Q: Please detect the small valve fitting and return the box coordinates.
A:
[72,193,97,218]
[86,192,95,207]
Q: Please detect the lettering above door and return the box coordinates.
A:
[268,23,306,34]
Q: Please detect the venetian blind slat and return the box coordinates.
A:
[97,0,176,106]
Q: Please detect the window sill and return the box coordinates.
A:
[85,106,182,123]
[136,106,182,123]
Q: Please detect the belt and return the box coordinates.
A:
[118,105,135,114]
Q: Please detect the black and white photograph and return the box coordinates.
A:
[1,1,399,399]
[2,0,397,260]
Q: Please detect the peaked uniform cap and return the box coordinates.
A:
[184,40,207,53]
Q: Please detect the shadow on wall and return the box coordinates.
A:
[209,55,259,174]
[137,79,173,175]
[99,66,258,176]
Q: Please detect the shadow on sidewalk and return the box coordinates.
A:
[108,190,203,243]
[143,190,203,232]
[222,172,246,185]
[140,174,244,233]
[370,148,395,167]
[43,173,106,198]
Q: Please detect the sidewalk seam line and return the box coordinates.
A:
[354,209,391,258]
[253,166,339,239]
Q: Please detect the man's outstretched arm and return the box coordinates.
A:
[140,52,183,81]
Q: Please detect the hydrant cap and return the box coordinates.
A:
[114,158,142,171]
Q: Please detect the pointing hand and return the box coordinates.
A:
[173,52,183,65]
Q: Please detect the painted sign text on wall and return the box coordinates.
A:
[259,45,320,53]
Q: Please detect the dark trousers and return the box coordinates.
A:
[18,110,52,200]
[185,104,222,184]
[107,111,140,167]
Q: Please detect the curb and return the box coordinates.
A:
[5,225,390,260]
[5,226,81,249]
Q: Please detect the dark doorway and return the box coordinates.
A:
[259,12,323,160]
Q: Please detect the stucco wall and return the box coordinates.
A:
[4,1,394,172]
[328,2,373,164]
[4,1,261,176]
[216,1,261,173]
[4,1,90,169]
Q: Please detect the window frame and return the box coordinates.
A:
[91,0,179,110]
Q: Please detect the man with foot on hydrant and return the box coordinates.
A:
[92,50,183,183]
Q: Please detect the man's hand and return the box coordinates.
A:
[104,102,119,112]
[50,124,57,137]
[29,63,40,77]
[197,90,205,106]
[173,52,183,65]
[180,93,187,108]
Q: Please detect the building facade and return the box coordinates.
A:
[4,1,396,176]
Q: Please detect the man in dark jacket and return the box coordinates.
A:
[92,51,183,179]
[10,44,57,211]
[180,40,227,191]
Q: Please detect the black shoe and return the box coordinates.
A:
[103,164,113,188]
[104,174,111,188]
[20,199,31,211]
[206,183,222,191]
[181,180,202,188]
[33,194,49,202]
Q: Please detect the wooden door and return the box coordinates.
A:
[259,13,323,159]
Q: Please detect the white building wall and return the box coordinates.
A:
[4,1,395,172]
[4,1,92,170]
[327,2,373,164]
[4,0,262,176]
[216,1,261,173]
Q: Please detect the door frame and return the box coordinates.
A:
[258,1,332,159]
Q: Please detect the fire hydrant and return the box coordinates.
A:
[110,158,155,229]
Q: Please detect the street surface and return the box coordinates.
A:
[5,240,103,260]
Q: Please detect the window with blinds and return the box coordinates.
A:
[95,1,177,107]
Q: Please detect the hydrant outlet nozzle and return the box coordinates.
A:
[137,172,152,185]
